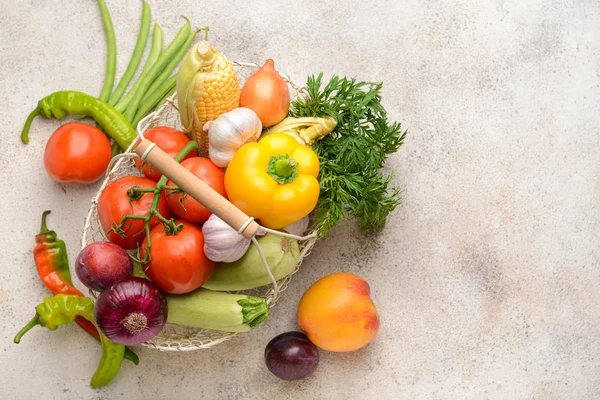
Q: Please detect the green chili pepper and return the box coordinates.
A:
[14,294,126,388]
[32,210,139,365]
[21,91,137,151]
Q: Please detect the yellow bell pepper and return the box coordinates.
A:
[224,133,320,230]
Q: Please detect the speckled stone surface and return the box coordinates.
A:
[1,0,599,399]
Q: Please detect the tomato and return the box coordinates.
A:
[134,126,197,181]
[140,220,215,294]
[166,157,227,223]
[44,122,112,184]
[97,176,172,250]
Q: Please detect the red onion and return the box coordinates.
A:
[94,277,168,345]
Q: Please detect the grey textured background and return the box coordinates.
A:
[1,0,599,399]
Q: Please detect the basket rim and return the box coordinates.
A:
[81,62,318,352]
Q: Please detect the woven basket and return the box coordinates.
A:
[81,62,318,351]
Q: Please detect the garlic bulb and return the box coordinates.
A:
[202,214,252,263]
[206,107,262,167]
[283,216,310,236]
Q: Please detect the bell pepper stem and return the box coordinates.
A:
[273,158,295,178]
[14,316,40,344]
[21,108,42,144]
[268,154,299,184]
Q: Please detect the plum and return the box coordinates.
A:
[76,242,133,291]
[264,331,319,381]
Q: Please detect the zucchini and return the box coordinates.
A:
[165,288,268,332]
[202,233,300,291]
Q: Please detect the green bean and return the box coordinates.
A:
[115,23,163,114]
[141,28,200,104]
[111,140,123,157]
[108,1,151,106]
[154,85,177,112]
[97,0,117,102]
[123,20,191,122]
[132,75,177,127]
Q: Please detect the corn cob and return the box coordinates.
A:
[177,41,240,156]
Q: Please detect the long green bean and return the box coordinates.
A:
[154,86,177,112]
[111,140,123,157]
[132,75,177,127]
[97,0,117,102]
[115,23,163,114]
[141,28,202,103]
[108,1,151,106]
[123,20,191,122]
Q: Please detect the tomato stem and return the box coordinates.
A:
[115,140,199,264]
[154,212,170,226]
[122,215,147,220]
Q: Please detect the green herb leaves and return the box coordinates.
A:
[290,73,406,236]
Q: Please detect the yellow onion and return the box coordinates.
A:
[240,59,290,127]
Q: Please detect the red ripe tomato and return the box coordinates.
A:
[134,126,198,181]
[166,157,227,223]
[44,122,112,184]
[97,176,172,250]
[140,220,215,294]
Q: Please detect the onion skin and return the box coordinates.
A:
[94,277,168,346]
[240,59,290,127]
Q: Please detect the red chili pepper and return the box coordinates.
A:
[33,211,99,337]
[32,211,139,365]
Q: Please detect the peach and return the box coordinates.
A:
[297,272,380,352]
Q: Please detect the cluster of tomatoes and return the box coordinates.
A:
[100,127,225,294]
[99,127,225,294]
[44,122,222,294]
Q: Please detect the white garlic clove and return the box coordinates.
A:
[207,146,235,168]
[208,108,262,168]
[218,239,252,263]
[202,214,252,263]
[283,216,310,236]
